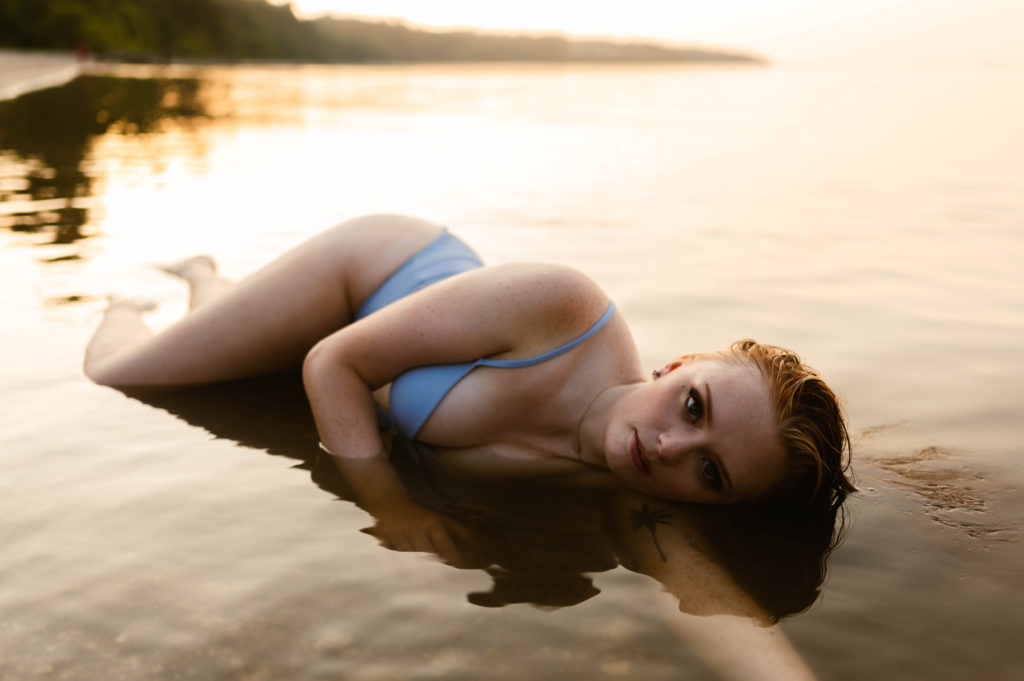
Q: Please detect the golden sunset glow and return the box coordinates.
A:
[2,0,1023,674]
[285,0,1024,65]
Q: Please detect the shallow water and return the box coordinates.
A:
[2,62,1023,679]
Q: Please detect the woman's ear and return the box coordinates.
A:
[651,354,699,380]
[651,358,685,380]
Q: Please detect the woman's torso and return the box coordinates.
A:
[370,292,638,477]
[339,219,645,477]
[378,302,642,478]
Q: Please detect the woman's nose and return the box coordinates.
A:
[656,428,699,463]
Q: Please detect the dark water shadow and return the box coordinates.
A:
[122,371,847,620]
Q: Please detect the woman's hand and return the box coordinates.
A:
[321,448,474,566]
[362,497,475,566]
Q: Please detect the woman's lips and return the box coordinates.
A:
[630,430,650,474]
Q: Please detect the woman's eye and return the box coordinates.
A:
[702,458,723,491]
[685,388,703,423]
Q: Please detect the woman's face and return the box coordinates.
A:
[604,355,786,504]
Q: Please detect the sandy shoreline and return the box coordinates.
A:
[0,49,83,101]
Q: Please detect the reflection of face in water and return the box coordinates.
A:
[379,437,842,620]
[122,371,844,621]
[0,75,207,246]
[604,357,786,505]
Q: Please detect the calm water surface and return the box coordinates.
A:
[1,62,1022,679]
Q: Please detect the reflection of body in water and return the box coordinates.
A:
[380,435,846,622]
[88,214,855,679]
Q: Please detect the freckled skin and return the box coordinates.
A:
[602,357,786,504]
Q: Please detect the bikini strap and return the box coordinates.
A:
[478,302,616,369]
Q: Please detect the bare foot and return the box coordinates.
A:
[157,255,217,281]
[104,295,158,314]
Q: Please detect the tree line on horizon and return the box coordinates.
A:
[0,0,761,64]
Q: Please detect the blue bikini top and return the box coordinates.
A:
[389,302,616,438]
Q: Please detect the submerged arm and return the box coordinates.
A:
[609,494,817,681]
[658,596,817,681]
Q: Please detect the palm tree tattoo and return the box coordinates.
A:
[630,504,672,562]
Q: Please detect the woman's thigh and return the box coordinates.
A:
[108,214,444,385]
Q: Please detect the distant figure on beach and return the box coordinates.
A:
[84,214,854,556]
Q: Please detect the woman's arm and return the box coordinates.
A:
[303,262,607,456]
[303,263,609,555]
[657,595,817,681]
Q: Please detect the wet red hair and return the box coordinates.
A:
[726,339,855,511]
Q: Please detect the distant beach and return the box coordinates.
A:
[0,50,83,101]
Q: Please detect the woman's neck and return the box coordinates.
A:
[574,381,643,468]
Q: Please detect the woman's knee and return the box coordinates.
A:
[83,355,138,387]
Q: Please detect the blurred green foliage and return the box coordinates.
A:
[0,0,315,61]
[0,0,758,63]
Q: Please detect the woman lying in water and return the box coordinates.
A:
[84,214,855,559]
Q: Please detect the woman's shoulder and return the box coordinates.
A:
[477,262,610,320]
[482,261,601,287]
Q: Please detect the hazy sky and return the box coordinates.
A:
[285,0,1024,66]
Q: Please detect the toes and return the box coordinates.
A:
[157,254,217,279]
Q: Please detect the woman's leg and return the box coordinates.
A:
[84,215,442,387]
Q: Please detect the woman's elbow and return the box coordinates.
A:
[302,337,351,391]
[302,340,328,388]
